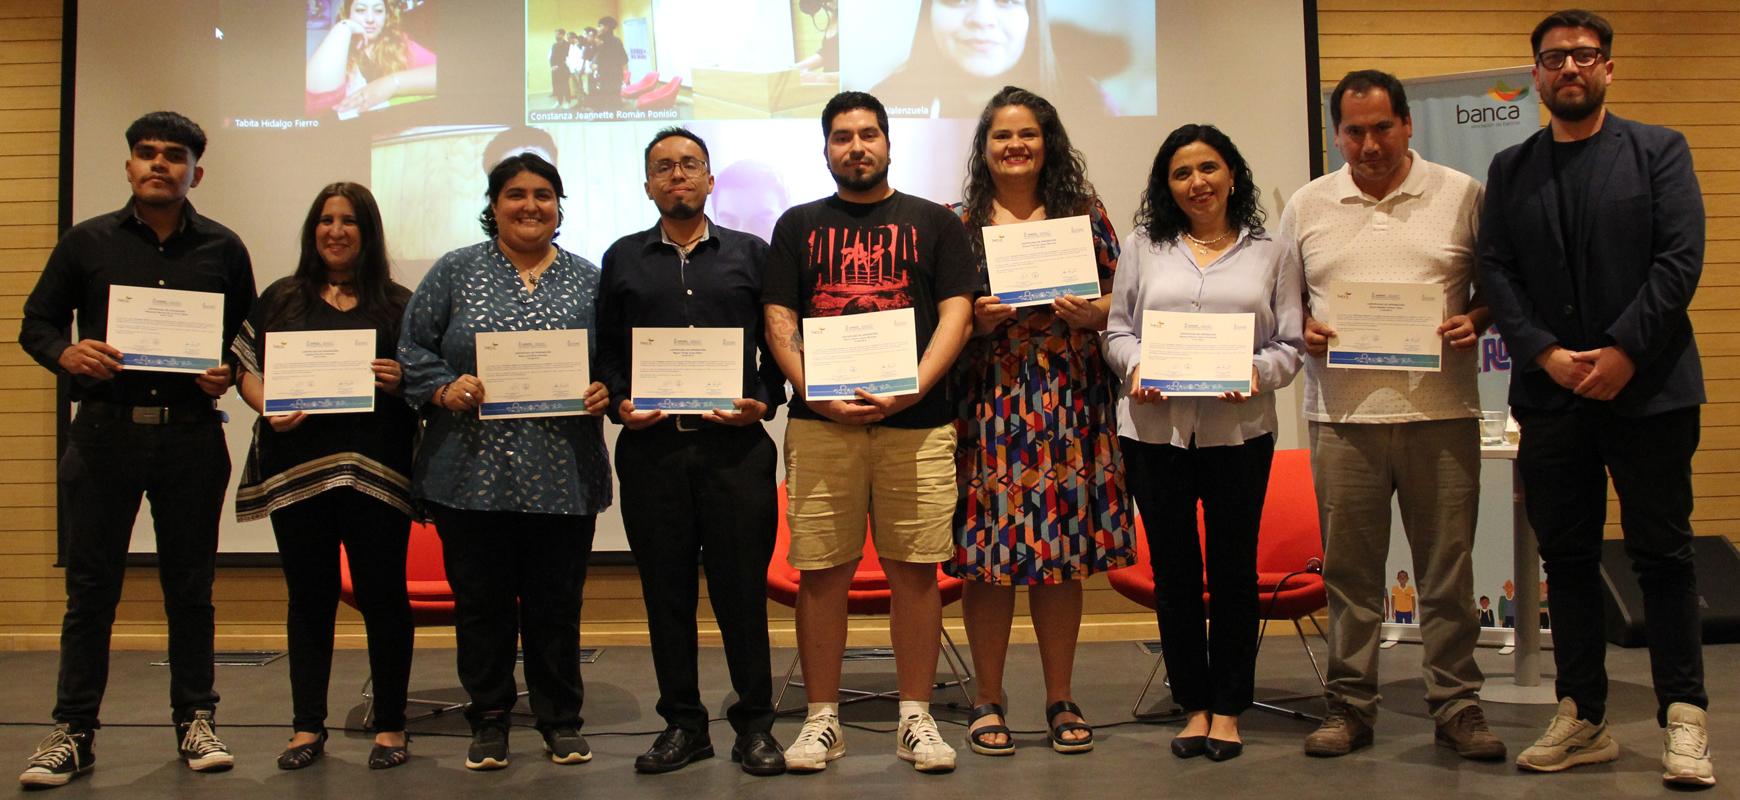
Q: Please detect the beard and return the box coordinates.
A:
[1542,79,1606,122]
[831,161,889,193]
[660,197,704,220]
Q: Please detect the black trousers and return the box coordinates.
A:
[1516,403,1706,726]
[616,423,777,736]
[428,504,595,732]
[270,488,413,733]
[53,411,228,729]
[1122,434,1274,716]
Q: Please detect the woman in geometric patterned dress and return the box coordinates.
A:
[947,86,1135,757]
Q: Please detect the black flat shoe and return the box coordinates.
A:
[1171,735,1208,759]
[967,703,1016,757]
[731,731,786,776]
[635,726,714,774]
[276,730,327,770]
[1204,737,1244,762]
[1045,700,1094,754]
[368,732,410,770]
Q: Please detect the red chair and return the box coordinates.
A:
[341,521,527,724]
[635,76,682,110]
[620,70,659,98]
[1106,448,1328,721]
[766,483,972,711]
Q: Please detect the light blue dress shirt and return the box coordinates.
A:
[1102,228,1304,447]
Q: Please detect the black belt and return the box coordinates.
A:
[78,399,219,425]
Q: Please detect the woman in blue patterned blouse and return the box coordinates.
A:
[397,153,611,771]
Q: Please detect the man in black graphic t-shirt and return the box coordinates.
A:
[761,91,974,774]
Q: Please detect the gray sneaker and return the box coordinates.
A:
[1304,707,1374,757]
[1662,702,1715,787]
[1516,697,1618,773]
[1435,705,1506,760]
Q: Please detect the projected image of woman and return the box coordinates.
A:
[397,153,610,770]
[306,0,438,117]
[872,0,1107,118]
[1103,124,1304,763]
[948,86,1132,758]
[232,182,417,770]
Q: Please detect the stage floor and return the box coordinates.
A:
[0,639,1731,798]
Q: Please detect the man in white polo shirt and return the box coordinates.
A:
[1280,69,1503,761]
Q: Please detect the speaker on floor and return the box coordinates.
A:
[1601,535,1740,647]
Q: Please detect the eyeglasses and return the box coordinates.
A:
[650,157,708,178]
[1536,47,1605,71]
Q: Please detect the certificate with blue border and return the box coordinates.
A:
[105,286,224,373]
[1325,281,1444,372]
[475,329,591,419]
[262,329,375,415]
[1140,310,1254,396]
[631,327,742,414]
[802,307,919,401]
[981,215,1101,307]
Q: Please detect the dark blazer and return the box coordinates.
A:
[1477,113,1704,417]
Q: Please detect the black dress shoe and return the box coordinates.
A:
[1204,737,1244,762]
[276,730,327,770]
[731,731,786,776]
[635,727,714,774]
[1170,735,1207,759]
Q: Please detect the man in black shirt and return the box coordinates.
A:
[17,111,254,788]
[762,91,974,774]
[596,127,786,776]
[1479,10,1712,787]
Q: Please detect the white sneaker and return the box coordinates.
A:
[897,713,956,773]
[1663,702,1716,787]
[783,712,844,773]
[1515,697,1618,773]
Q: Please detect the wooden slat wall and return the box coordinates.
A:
[1320,0,1740,543]
[5,1,1731,651]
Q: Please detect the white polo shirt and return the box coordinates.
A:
[1280,151,1484,423]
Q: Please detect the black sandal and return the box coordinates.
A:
[967,703,1016,756]
[368,732,411,770]
[276,729,327,770]
[1046,701,1094,754]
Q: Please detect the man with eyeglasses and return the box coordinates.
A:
[595,127,788,776]
[1479,9,1713,787]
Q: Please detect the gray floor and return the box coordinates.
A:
[0,638,1732,798]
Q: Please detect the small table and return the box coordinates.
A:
[1478,443,1558,704]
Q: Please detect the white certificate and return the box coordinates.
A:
[981,215,1102,307]
[474,329,590,419]
[262,329,376,415]
[1140,310,1254,396]
[1325,281,1445,371]
[631,327,743,414]
[105,286,224,373]
[801,307,920,401]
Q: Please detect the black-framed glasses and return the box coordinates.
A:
[1536,47,1605,71]
[650,157,708,178]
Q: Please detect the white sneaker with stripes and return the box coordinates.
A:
[897,712,956,773]
[784,712,844,772]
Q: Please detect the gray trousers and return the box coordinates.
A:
[1309,419,1484,725]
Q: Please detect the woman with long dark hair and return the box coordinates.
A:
[233,182,417,770]
[1103,124,1302,762]
[949,86,1133,757]
[871,0,1106,118]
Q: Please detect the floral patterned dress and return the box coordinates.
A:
[947,200,1135,585]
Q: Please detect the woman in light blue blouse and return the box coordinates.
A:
[1102,124,1302,763]
[397,153,610,771]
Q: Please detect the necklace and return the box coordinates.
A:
[1183,229,1234,248]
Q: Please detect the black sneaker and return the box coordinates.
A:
[18,725,94,788]
[466,724,510,771]
[543,726,591,765]
[176,711,234,772]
